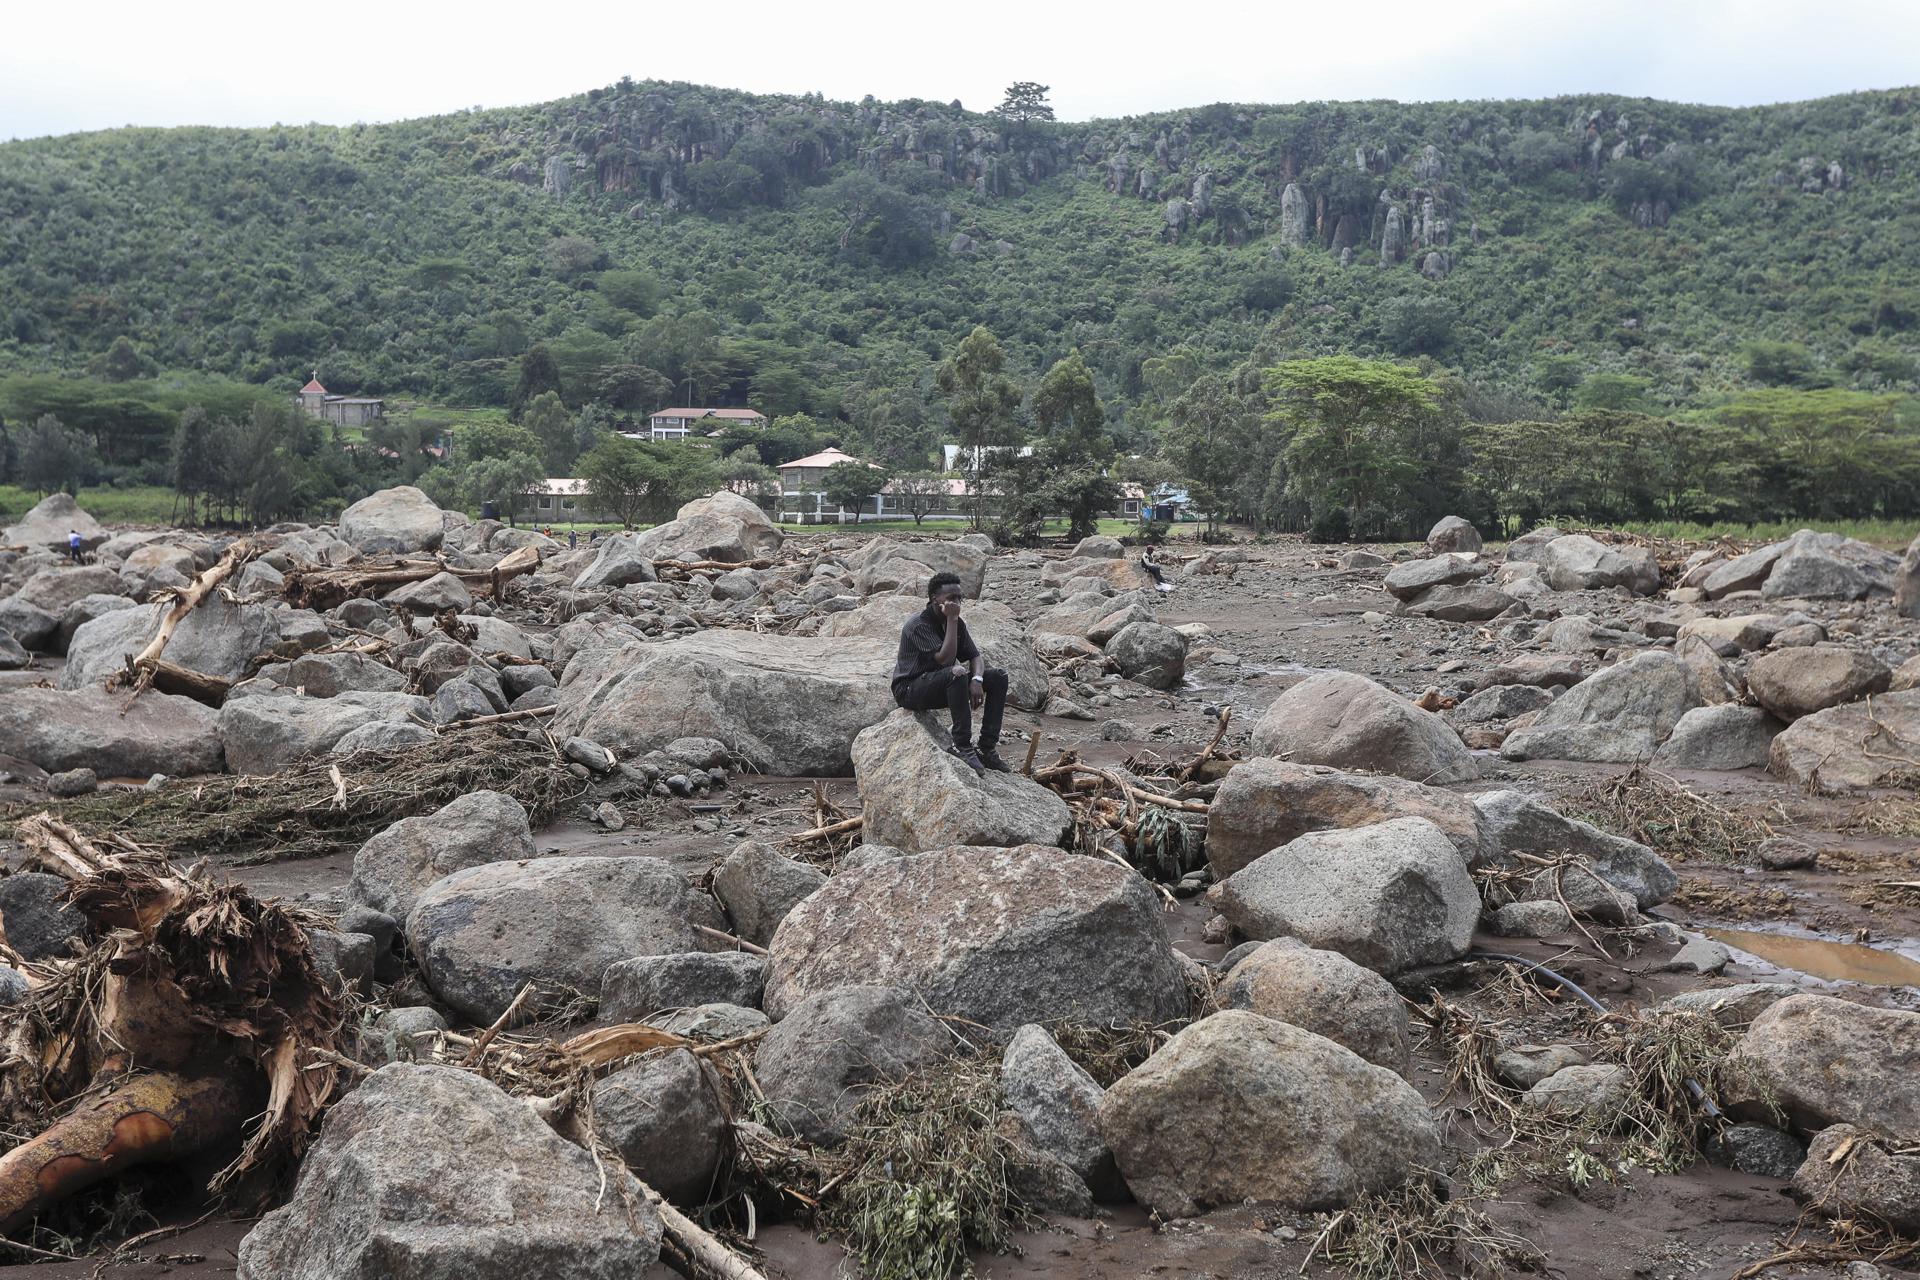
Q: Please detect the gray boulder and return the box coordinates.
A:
[601,951,768,1021]
[655,1003,769,1041]
[1040,557,1153,593]
[1099,1011,1441,1218]
[1747,646,1890,721]
[1897,532,1920,618]
[854,711,1073,854]
[234,1064,659,1279]
[0,687,223,777]
[853,537,989,598]
[1760,529,1898,601]
[1539,534,1660,594]
[60,595,278,690]
[3,493,106,551]
[275,652,411,697]
[1651,705,1782,771]
[11,565,125,615]
[1211,817,1478,974]
[1501,651,1702,763]
[1503,526,1566,564]
[711,841,827,947]
[385,571,473,614]
[633,490,781,565]
[753,984,950,1145]
[0,597,58,650]
[1001,1025,1118,1197]
[348,790,535,923]
[0,873,86,961]
[591,1050,728,1206]
[1384,555,1485,601]
[1425,516,1482,555]
[218,695,394,774]
[764,844,1189,1029]
[1218,938,1412,1073]
[1522,1064,1631,1119]
[1105,621,1188,689]
[330,721,435,755]
[1793,1125,1920,1233]
[1249,671,1477,784]
[1733,995,1920,1138]
[1205,758,1482,879]
[1071,534,1124,559]
[1661,983,1800,1028]
[407,856,708,1022]
[1700,543,1786,598]
[573,532,658,589]
[337,485,446,555]
[1471,790,1677,907]
[1448,684,1554,725]
[555,631,894,776]
[1403,583,1516,622]
[1768,689,1920,790]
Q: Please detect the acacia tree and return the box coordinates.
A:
[1031,350,1116,540]
[888,471,949,525]
[993,82,1055,144]
[821,459,886,523]
[18,414,98,498]
[1265,356,1441,536]
[935,327,1022,527]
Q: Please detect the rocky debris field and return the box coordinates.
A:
[2,490,1919,1280]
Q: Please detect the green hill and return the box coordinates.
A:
[3,80,1919,535]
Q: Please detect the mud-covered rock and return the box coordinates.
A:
[1217,939,1412,1073]
[348,790,535,923]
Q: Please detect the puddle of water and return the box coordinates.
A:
[1706,927,1920,987]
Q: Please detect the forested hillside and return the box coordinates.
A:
[3,79,1919,536]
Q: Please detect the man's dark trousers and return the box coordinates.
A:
[894,667,1008,750]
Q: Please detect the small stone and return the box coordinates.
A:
[594,801,625,831]
[562,736,615,772]
[1658,934,1731,975]
[1496,1044,1589,1090]
[1707,1123,1806,1180]
[1487,900,1572,938]
[1756,836,1818,870]
[45,767,98,797]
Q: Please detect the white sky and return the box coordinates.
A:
[4,0,1919,141]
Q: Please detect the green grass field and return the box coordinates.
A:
[0,484,179,526]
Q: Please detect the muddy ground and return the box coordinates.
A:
[4,531,1917,1280]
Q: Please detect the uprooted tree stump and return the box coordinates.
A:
[0,815,346,1235]
[282,543,540,612]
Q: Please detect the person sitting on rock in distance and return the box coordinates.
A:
[1141,543,1171,592]
[892,571,1010,776]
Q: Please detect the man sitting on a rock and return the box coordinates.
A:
[892,571,1010,775]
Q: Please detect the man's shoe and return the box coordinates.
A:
[952,746,987,776]
[976,747,1012,773]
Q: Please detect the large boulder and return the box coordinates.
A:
[0,597,58,650]
[1402,583,1517,622]
[633,491,781,564]
[590,1050,728,1206]
[1501,651,1702,763]
[1041,558,1153,593]
[753,984,951,1145]
[1001,1025,1117,1196]
[0,687,223,777]
[1383,555,1484,602]
[853,711,1072,853]
[820,596,1047,709]
[554,632,894,776]
[1205,759,1482,879]
[1650,705,1782,771]
[853,537,988,598]
[1425,515,1482,556]
[1105,620,1187,690]
[1098,1011,1441,1218]
[1218,939,1412,1073]
[1793,1125,1920,1234]
[384,571,473,614]
[1897,532,1920,618]
[235,1064,660,1279]
[1471,790,1677,907]
[1210,818,1479,974]
[571,532,657,589]
[1768,690,1920,791]
[60,596,279,690]
[10,565,126,615]
[407,856,709,1023]
[1733,995,1920,1139]
[1760,529,1899,601]
[337,485,446,555]
[711,841,828,947]
[1071,534,1125,559]
[1538,534,1661,594]
[1033,590,1156,640]
[1746,646,1891,721]
[1248,671,1477,784]
[764,844,1189,1028]
[2,493,105,551]
[348,791,536,922]
[0,873,87,961]
[219,693,417,775]
[600,952,768,1021]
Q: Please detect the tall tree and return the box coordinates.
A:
[18,414,99,497]
[821,459,886,524]
[509,344,563,418]
[1265,356,1441,536]
[935,327,1022,527]
[170,405,217,524]
[1031,350,1115,539]
[993,82,1055,144]
[522,391,575,474]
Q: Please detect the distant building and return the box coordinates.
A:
[514,478,604,525]
[645,406,767,442]
[295,373,385,427]
[777,447,887,522]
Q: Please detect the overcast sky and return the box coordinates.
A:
[5,0,1919,141]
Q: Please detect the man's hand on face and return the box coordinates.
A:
[940,598,963,623]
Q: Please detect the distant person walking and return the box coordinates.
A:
[66,530,83,563]
[568,529,578,549]
[891,571,1010,776]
